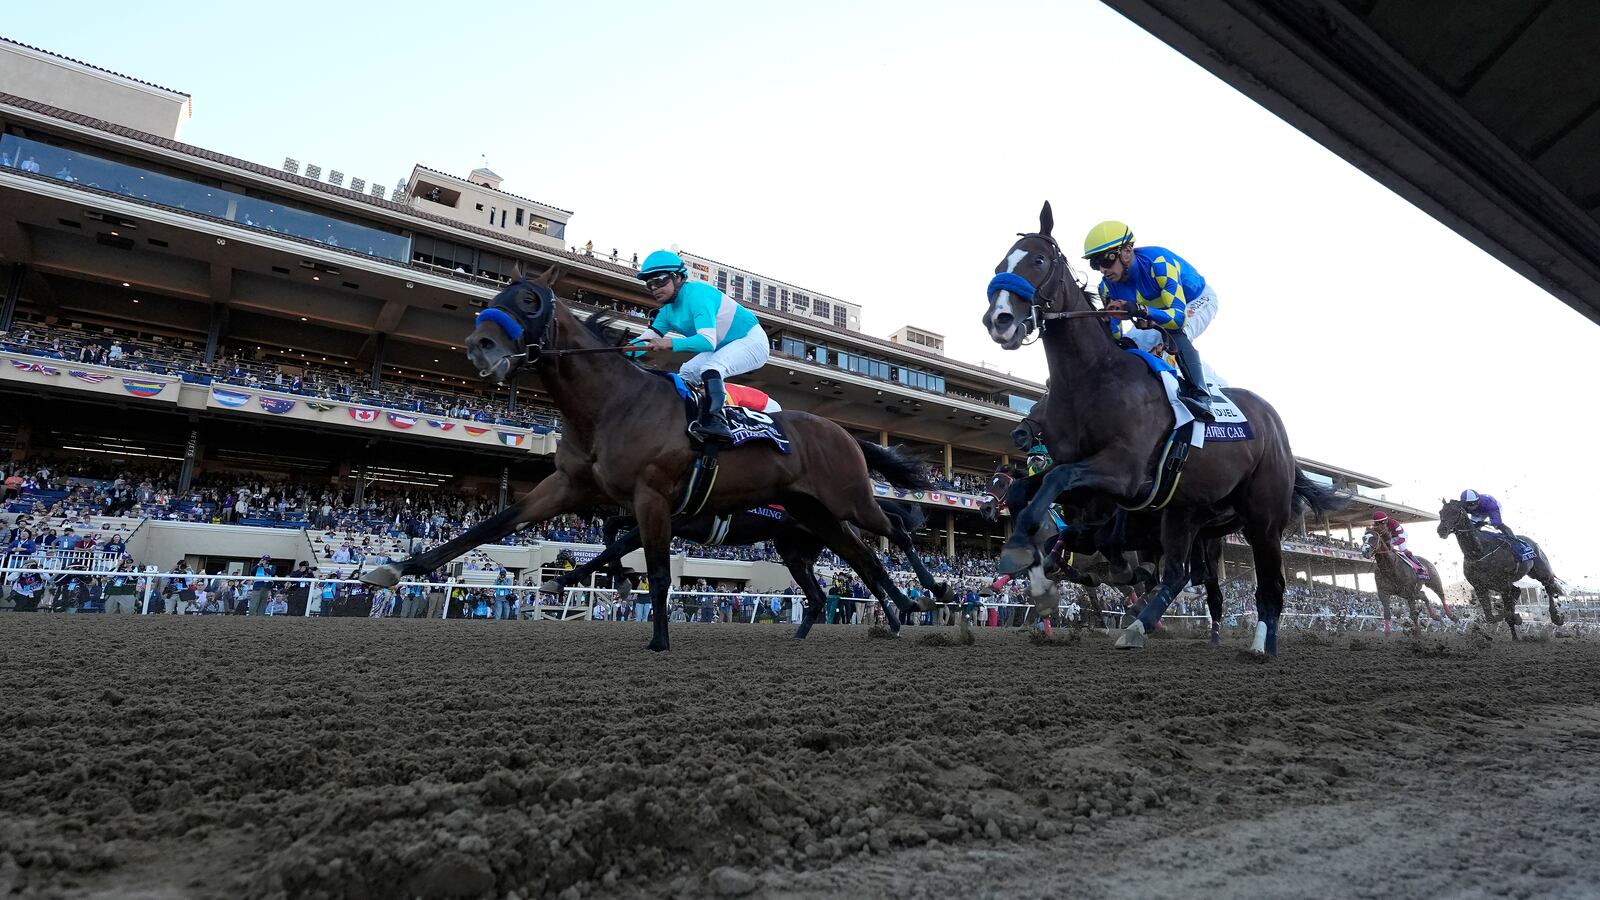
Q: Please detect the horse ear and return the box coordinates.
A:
[510,263,524,282]
[1040,201,1054,237]
[540,265,563,290]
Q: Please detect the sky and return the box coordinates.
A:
[5,1,1595,588]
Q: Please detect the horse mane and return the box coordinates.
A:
[579,310,665,375]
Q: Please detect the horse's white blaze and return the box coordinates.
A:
[1251,620,1268,654]
[1027,565,1048,599]
[988,248,1033,340]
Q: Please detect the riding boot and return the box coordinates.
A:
[1168,331,1215,422]
[689,369,733,443]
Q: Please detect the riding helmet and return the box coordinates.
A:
[1083,221,1134,259]
[637,250,688,280]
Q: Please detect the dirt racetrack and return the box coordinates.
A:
[3,616,1599,900]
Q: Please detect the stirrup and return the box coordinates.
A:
[1180,394,1215,422]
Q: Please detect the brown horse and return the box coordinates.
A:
[1436,499,1564,637]
[1361,530,1458,634]
[981,202,1344,656]
[365,267,940,651]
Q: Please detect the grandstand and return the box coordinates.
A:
[0,38,1433,614]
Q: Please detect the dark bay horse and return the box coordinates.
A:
[365,267,938,651]
[1437,499,1564,636]
[1361,530,1457,633]
[539,498,945,638]
[983,463,1235,644]
[981,202,1344,656]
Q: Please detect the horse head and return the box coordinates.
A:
[467,265,561,384]
[1436,499,1469,539]
[1360,530,1376,559]
[982,202,1077,350]
[978,464,1019,522]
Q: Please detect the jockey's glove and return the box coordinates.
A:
[623,338,650,359]
[1131,304,1151,320]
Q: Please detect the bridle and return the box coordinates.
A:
[986,232,1108,341]
[474,279,642,373]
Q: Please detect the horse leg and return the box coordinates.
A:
[883,511,953,604]
[998,465,1113,575]
[1242,522,1287,656]
[633,490,676,652]
[1116,508,1201,650]
[776,532,835,639]
[1423,561,1458,622]
[541,523,642,594]
[365,472,583,587]
[1530,550,1565,626]
[1501,587,1522,640]
[792,499,919,626]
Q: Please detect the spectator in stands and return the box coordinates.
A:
[266,592,289,616]
[4,561,47,611]
[287,561,314,616]
[370,586,395,618]
[247,554,273,616]
[425,573,446,620]
[102,559,139,614]
[162,561,194,615]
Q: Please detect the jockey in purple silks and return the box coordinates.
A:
[1460,490,1517,540]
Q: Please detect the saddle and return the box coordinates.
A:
[660,373,790,453]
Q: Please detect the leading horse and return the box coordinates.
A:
[981,202,1344,656]
[366,266,937,651]
[1436,499,1564,637]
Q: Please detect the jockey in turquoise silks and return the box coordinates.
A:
[628,250,770,442]
[1084,221,1219,422]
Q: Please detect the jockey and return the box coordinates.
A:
[628,250,770,442]
[1083,221,1220,422]
[1460,490,1517,540]
[1370,511,1417,564]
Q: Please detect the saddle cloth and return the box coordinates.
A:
[1514,540,1537,562]
[1125,349,1253,446]
[664,373,791,453]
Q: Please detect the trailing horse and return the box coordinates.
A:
[538,497,944,638]
[981,202,1345,656]
[1360,530,1457,634]
[364,267,940,651]
[1436,499,1564,637]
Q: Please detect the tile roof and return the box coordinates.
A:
[0,35,189,97]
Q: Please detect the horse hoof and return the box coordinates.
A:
[538,579,564,595]
[645,641,670,653]
[997,546,1036,576]
[1208,631,1221,647]
[362,565,401,588]
[1114,621,1146,650]
[794,624,812,640]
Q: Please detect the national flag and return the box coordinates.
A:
[425,419,455,431]
[464,426,490,436]
[498,432,525,447]
[10,360,59,376]
[961,497,973,507]
[929,492,941,501]
[873,483,889,496]
[69,370,111,384]
[911,491,925,501]
[211,388,251,408]
[945,495,960,504]
[259,396,296,414]
[122,378,165,398]
[305,400,337,412]
[893,487,908,498]
[387,413,417,429]
[349,407,378,423]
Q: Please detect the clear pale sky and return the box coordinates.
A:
[5,1,1594,588]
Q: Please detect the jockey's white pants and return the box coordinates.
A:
[1130,283,1224,386]
[678,325,770,385]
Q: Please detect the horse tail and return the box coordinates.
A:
[1292,470,1349,520]
[874,497,927,533]
[855,440,934,491]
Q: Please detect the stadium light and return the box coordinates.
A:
[283,158,300,174]
[305,164,321,181]
[329,171,345,187]
[350,177,365,194]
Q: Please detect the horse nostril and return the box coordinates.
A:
[994,312,1013,330]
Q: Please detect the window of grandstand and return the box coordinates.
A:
[896,367,945,393]
[766,285,778,307]
[1006,394,1037,414]
[732,275,744,301]
[833,306,849,328]
[814,299,832,320]
[835,349,889,380]
[792,293,810,311]
[0,135,410,262]
[716,270,728,292]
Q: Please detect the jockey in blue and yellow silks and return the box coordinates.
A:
[628,250,770,442]
[1084,221,1220,421]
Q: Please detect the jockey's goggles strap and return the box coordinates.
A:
[987,272,1038,301]
[476,307,524,342]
